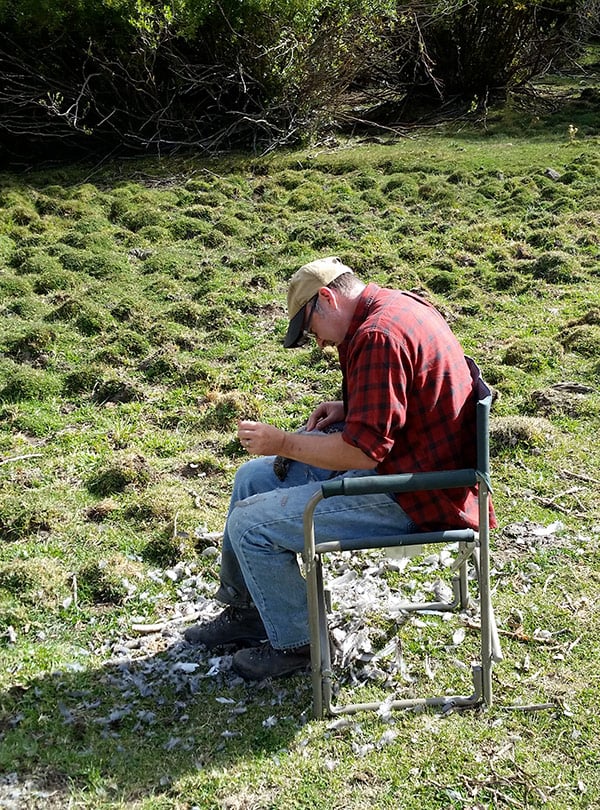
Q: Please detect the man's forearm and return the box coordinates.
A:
[279,430,374,471]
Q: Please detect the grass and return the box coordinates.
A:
[0,89,600,807]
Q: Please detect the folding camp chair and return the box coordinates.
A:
[303,358,502,719]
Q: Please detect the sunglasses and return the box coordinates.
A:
[297,295,318,346]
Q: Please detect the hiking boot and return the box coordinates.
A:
[184,605,267,650]
[231,641,311,681]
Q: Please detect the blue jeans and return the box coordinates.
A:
[215,456,418,650]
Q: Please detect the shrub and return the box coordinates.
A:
[0,0,588,164]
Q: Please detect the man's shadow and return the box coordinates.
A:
[0,625,311,802]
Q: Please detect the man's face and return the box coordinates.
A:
[302,289,347,348]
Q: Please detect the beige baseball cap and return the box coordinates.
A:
[284,256,353,348]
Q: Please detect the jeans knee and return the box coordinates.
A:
[232,456,277,501]
[231,458,258,492]
[227,500,266,554]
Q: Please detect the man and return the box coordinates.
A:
[185,256,495,680]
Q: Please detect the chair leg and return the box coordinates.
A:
[397,541,475,613]
[304,491,327,719]
[475,485,501,707]
[456,542,471,609]
[316,561,335,715]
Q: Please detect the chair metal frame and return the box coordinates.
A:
[303,361,502,719]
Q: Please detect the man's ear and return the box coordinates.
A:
[318,286,338,309]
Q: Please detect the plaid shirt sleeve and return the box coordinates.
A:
[342,328,412,463]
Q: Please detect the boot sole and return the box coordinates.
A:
[184,632,267,651]
[231,658,311,681]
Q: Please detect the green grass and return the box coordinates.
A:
[0,109,600,808]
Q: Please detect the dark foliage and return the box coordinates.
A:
[0,0,596,165]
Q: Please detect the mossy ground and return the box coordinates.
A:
[0,114,599,808]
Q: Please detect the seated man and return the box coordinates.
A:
[185,256,495,680]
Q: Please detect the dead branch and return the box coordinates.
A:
[0,453,44,466]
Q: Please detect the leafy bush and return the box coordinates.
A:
[1,0,590,161]
[0,0,388,158]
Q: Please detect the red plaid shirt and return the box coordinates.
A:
[338,284,496,531]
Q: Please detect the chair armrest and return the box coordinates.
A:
[321,469,477,499]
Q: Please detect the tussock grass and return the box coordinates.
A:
[0,113,599,807]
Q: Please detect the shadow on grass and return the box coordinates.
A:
[0,631,310,802]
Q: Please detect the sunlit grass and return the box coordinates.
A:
[0,120,599,807]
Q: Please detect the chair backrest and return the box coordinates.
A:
[466,356,492,478]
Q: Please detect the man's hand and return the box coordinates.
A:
[305,400,345,432]
[237,420,285,456]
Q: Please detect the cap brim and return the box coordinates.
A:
[283,308,306,348]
